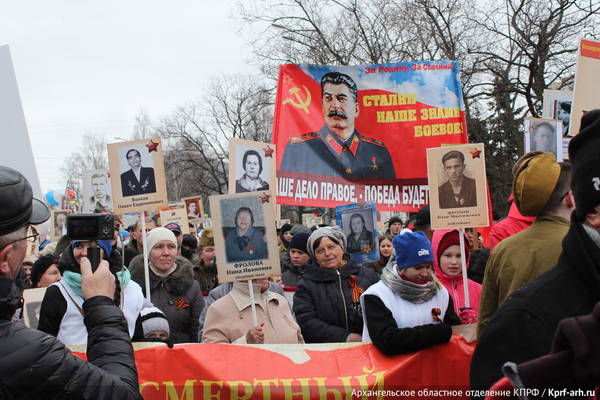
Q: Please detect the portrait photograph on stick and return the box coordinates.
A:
[524,118,563,161]
[229,138,276,195]
[50,209,69,242]
[209,191,280,283]
[427,143,489,229]
[182,195,204,224]
[107,137,168,213]
[159,202,190,234]
[335,201,378,264]
[82,169,113,213]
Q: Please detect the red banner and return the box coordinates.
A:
[273,63,468,212]
[76,336,476,399]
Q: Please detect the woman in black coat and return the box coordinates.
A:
[293,226,379,343]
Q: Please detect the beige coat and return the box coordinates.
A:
[202,281,304,344]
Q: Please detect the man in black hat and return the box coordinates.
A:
[0,166,141,399]
[412,205,432,242]
[470,109,600,397]
[387,216,403,237]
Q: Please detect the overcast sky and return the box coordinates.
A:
[0,1,254,194]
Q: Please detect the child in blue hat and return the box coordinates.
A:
[360,230,461,354]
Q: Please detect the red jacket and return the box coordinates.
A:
[488,195,534,251]
[432,228,482,314]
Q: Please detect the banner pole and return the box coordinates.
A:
[459,227,470,308]
[248,280,258,326]
[141,213,151,302]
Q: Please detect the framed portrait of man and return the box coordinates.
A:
[50,210,69,242]
[524,118,563,161]
[336,202,378,264]
[107,137,168,213]
[82,169,113,213]
[181,196,204,224]
[427,144,489,229]
[228,139,277,212]
[209,191,280,283]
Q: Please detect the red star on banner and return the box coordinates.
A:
[259,193,270,204]
[146,140,159,153]
[283,74,293,85]
[263,145,274,158]
[470,148,482,159]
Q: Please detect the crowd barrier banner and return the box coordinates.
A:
[272,62,469,212]
[75,335,475,399]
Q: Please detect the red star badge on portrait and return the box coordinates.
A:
[470,148,481,159]
[171,211,176,216]
[146,140,159,153]
[259,193,270,204]
[263,145,274,158]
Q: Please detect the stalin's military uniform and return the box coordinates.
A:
[280,125,396,179]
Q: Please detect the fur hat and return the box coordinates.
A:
[306,226,347,258]
[569,109,600,219]
[512,153,561,217]
[198,228,214,247]
[146,227,177,252]
[388,216,403,227]
[289,232,310,254]
[30,255,59,286]
[140,305,170,338]
[393,231,434,271]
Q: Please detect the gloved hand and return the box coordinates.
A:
[550,302,600,382]
[459,307,477,324]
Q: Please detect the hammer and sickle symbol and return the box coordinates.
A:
[283,86,311,114]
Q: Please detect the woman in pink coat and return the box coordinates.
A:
[432,228,482,324]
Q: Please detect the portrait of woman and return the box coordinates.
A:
[235,149,269,193]
[186,198,201,219]
[345,213,374,254]
[224,207,268,262]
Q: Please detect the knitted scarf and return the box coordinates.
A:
[63,269,131,297]
[380,264,438,304]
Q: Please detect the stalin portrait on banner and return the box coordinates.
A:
[280,72,396,179]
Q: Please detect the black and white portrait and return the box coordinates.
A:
[235,149,270,193]
[119,147,156,197]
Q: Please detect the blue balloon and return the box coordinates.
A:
[46,190,59,206]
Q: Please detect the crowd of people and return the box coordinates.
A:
[2,110,600,398]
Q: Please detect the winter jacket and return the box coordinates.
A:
[38,245,145,344]
[488,198,534,251]
[293,254,379,343]
[0,296,142,400]
[197,281,286,342]
[192,259,218,292]
[432,229,482,315]
[280,252,304,287]
[202,281,303,344]
[123,239,141,267]
[361,275,460,354]
[470,214,600,397]
[129,255,204,343]
[477,214,570,336]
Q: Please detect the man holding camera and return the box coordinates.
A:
[0,166,141,399]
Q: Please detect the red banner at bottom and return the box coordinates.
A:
[76,335,475,399]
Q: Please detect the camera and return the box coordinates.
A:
[66,213,115,241]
